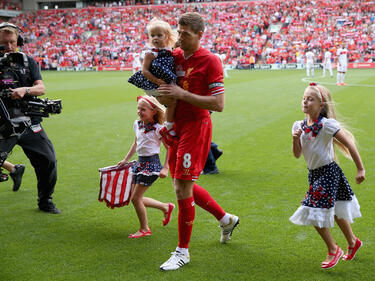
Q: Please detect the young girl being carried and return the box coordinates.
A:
[128,18,178,144]
[290,83,366,269]
[118,96,174,239]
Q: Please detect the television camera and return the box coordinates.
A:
[0,51,62,181]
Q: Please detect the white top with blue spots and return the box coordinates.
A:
[292,117,340,170]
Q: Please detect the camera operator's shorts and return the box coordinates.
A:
[169,117,212,181]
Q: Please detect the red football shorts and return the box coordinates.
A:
[169,117,212,181]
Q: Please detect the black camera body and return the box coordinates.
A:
[0,52,62,140]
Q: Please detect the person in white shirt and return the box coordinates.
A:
[305,49,315,78]
[132,53,142,74]
[336,45,348,86]
[117,96,174,239]
[291,83,365,270]
[322,48,333,78]
[215,53,230,78]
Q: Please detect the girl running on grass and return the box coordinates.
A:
[117,96,174,239]
[290,83,365,269]
[128,18,178,145]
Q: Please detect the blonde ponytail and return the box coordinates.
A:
[309,84,356,160]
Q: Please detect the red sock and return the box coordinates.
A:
[178,196,195,249]
[193,183,225,221]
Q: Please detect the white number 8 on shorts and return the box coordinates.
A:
[183,153,191,168]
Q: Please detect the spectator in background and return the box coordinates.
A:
[336,44,349,86]
[202,142,223,175]
[250,54,255,69]
[322,48,333,78]
[305,49,315,78]
[215,52,230,78]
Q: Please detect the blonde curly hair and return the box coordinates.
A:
[146,18,177,48]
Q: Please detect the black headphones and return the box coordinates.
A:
[0,22,24,46]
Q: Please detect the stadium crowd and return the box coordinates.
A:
[85,0,236,7]
[8,0,375,69]
[0,0,21,11]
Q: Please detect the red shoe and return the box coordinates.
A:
[128,229,152,239]
[342,238,362,260]
[159,127,176,147]
[163,203,175,226]
[321,246,343,269]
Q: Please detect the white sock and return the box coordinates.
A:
[337,73,340,84]
[164,121,174,130]
[164,121,176,136]
[219,213,231,225]
[176,247,189,256]
[341,73,345,83]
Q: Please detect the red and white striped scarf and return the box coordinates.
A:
[98,162,135,209]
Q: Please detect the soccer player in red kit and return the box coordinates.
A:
[158,12,239,271]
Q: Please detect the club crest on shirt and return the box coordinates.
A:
[186,67,194,77]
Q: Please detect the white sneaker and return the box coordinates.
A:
[220,215,239,244]
[160,251,190,271]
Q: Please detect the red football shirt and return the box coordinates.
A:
[172,47,224,123]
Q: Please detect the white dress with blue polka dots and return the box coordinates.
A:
[128,47,176,96]
[289,117,361,228]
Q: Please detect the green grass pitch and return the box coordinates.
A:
[0,68,374,281]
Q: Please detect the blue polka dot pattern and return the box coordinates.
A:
[132,155,163,176]
[302,162,354,209]
[128,49,176,91]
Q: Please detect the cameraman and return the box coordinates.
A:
[0,23,60,214]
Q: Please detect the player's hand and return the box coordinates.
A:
[292,129,302,140]
[356,169,365,184]
[159,167,168,178]
[158,84,185,100]
[9,87,27,100]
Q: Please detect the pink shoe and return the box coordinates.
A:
[321,246,343,269]
[342,238,362,260]
[163,203,175,226]
[336,83,341,86]
[128,229,152,239]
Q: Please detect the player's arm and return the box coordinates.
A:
[158,84,224,112]
[142,52,165,86]
[335,51,340,66]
